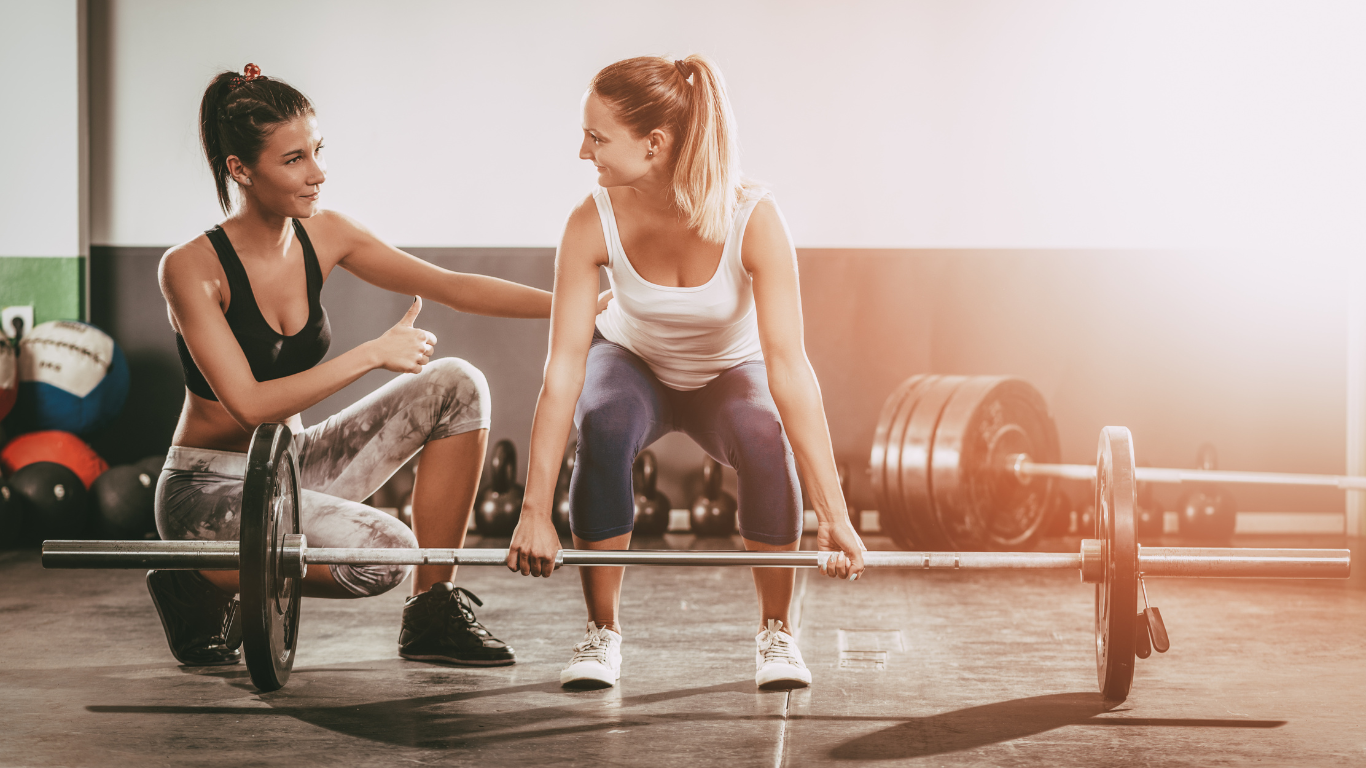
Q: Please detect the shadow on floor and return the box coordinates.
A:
[821,692,1286,761]
[87,677,770,749]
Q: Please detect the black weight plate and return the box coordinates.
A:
[930,377,1061,551]
[897,376,968,551]
[869,374,928,528]
[871,375,936,549]
[241,423,303,693]
[1095,426,1137,702]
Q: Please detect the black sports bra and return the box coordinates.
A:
[175,220,331,401]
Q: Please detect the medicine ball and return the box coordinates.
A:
[92,464,157,539]
[0,478,25,548]
[9,461,89,543]
[474,440,523,537]
[12,321,129,436]
[0,334,15,422]
[135,454,167,478]
[0,430,108,489]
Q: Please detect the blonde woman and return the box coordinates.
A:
[506,55,866,690]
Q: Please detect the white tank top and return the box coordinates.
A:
[592,186,771,391]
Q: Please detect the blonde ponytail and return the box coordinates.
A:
[589,54,744,244]
[670,55,741,243]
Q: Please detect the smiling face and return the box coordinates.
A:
[227,115,326,218]
[580,91,671,188]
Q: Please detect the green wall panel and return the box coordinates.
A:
[0,256,86,328]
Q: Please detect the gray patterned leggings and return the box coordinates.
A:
[154,358,491,597]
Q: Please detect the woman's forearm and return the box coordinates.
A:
[521,368,586,519]
[436,272,553,319]
[223,344,377,427]
[766,356,851,525]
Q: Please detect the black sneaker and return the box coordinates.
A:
[146,569,243,666]
[399,583,515,666]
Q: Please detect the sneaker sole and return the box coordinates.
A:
[561,677,616,690]
[756,663,812,690]
[757,677,810,691]
[398,652,516,667]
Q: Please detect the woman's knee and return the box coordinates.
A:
[330,563,411,597]
[420,357,491,437]
[720,401,789,468]
[328,516,417,596]
[576,395,652,464]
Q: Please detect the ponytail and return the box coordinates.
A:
[198,64,315,214]
[590,54,743,244]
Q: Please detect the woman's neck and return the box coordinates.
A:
[223,199,294,258]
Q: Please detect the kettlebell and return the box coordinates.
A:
[474,440,523,537]
[552,443,575,537]
[1178,443,1236,544]
[1134,461,1163,544]
[632,450,671,537]
[690,456,737,537]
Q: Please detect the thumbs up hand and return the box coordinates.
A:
[370,296,438,373]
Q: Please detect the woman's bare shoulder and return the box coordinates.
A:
[159,233,219,284]
[560,193,609,264]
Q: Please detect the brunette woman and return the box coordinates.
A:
[153,64,549,668]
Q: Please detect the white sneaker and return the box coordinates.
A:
[755,619,811,690]
[560,622,622,689]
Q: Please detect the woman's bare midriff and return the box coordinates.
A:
[171,390,303,454]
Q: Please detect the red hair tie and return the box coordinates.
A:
[230,63,264,91]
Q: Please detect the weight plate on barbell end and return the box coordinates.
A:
[872,375,938,549]
[241,423,303,693]
[897,376,969,551]
[869,374,929,528]
[1095,426,1138,702]
[929,377,1061,551]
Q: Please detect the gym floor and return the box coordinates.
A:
[2,533,1362,768]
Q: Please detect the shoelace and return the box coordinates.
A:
[442,587,491,638]
[569,625,615,666]
[758,619,802,666]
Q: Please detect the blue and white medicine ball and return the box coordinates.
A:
[13,321,130,436]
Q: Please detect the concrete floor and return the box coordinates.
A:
[1,534,1363,768]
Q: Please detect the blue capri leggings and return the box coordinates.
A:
[569,330,802,545]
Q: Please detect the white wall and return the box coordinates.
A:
[0,0,85,257]
[90,0,1366,249]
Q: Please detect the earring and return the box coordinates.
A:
[647,151,654,158]
[241,178,252,186]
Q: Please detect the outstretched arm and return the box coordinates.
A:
[743,200,866,580]
[505,197,610,577]
[326,210,554,318]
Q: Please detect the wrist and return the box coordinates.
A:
[358,340,380,370]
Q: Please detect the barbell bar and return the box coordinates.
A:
[40,538,1350,580]
[1010,455,1366,491]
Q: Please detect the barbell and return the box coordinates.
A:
[870,374,1366,552]
[43,423,1349,701]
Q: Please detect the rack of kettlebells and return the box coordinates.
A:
[0,319,163,548]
